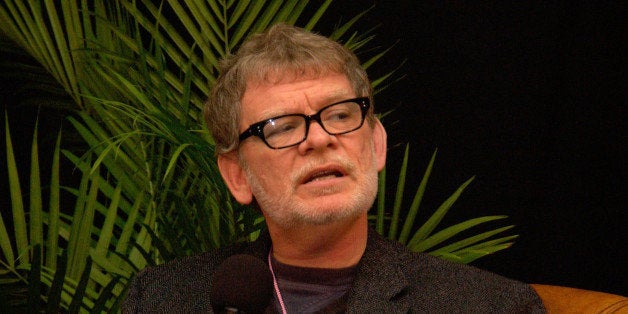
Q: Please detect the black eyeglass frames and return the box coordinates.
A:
[238,97,370,149]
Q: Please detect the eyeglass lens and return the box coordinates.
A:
[263,101,364,148]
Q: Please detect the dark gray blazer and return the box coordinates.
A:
[123,229,545,313]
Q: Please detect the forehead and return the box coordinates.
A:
[240,72,354,119]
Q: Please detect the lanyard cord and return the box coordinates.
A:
[268,249,288,314]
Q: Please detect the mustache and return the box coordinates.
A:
[291,156,356,183]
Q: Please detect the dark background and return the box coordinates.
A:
[319,1,625,295]
[1,1,625,296]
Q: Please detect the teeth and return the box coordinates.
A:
[307,170,342,183]
[311,174,338,182]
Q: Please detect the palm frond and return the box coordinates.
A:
[373,147,517,263]
[0,120,148,311]
[1,1,480,311]
[4,114,27,268]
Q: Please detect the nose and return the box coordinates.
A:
[297,120,335,153]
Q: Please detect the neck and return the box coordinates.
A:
[267,215,368,269]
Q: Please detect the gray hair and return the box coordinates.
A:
[203,23,374,154]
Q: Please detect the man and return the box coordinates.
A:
[123,24,545,313]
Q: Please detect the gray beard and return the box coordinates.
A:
[241,152,379,228]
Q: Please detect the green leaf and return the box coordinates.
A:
[27,244,42,312]
[29,119,43,261]
[408,176,475,248]
[399,149,437,244]
[452,243,515,264]
[66,166,99,280]
[303,0,332,30]
[67,257,93,313]
[408,216,508,252]
[45,131,62,269]
[329,4,371,41]
[130,242,156,268]
[388,144,410,240]
[162,143,192,183]
[4,114,25,267]
[94,184,122,256]
[376,163,386,234]
[116,192,144,256]
[432,227,517,256]
[91,276,120,313]
[45,249,68,313]
[0,200,14,268]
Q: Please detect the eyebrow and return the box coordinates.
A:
[257,90,355,120]
[257,107,290,120]
[323,89,355,103]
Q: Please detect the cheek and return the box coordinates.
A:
[353,135,377,166]
[244,153,291,189]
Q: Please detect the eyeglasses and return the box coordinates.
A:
[238,97,370,149]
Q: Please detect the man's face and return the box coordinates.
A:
[218,72,387,229]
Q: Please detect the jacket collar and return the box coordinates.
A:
[346,229,411,313]
[244,228,411,313]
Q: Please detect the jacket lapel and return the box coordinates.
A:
[241,229,412,312]
[346,230,411,313]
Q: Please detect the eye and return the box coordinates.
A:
[323,103,357,123]
[327,109,352,121]
[264,117,301,139]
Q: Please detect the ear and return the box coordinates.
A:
[217,152,254,204]
[372,118,387,172]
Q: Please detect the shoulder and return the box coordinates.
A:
[122,240,258,313]
[353,230,545,312]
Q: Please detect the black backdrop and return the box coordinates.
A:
[316,1,625,295]
[0,1,625,297]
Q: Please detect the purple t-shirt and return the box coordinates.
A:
[270,255,357,313]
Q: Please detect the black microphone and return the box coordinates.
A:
[210,254,274,313]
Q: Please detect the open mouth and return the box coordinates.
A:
[302,169,345,184]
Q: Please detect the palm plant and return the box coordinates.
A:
[1,119,144,311]
[0,0,516,311]
[373,146,517,264]
[0,0,387,310]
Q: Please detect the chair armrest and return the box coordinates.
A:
[531,284,627,313]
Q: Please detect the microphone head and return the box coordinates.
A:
[210,254,274,313]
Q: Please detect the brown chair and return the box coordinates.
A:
[531,284,628,313]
